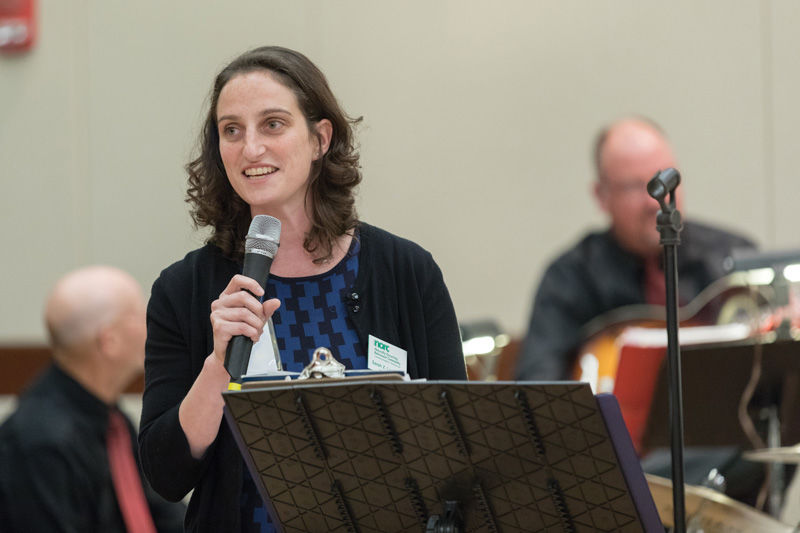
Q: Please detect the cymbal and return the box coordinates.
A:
[743,445,800,464]
[646,474,792,532]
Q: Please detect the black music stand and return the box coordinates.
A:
[223,380,662,532]
[640,337,800,511]
[641,338,800,452]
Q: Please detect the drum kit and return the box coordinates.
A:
[647,446,800,532]
[647,473,793,532]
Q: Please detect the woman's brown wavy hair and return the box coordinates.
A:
[186,46,362,262]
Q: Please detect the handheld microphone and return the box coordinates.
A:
[224,215,281,381]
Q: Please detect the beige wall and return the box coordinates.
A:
[1,1,798,342]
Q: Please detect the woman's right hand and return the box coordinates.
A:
[209,274,281,365]
[180,275,280,459]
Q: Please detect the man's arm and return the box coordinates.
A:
[516,261,591,381]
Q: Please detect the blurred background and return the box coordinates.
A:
[2,0,799,358]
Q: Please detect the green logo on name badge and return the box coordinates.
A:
[374,339,390,351]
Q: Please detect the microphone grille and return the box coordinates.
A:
[245,215,281,257]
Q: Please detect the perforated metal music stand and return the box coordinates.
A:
[223,381,661,532]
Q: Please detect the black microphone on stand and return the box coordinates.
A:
[647,168,680,202]
[224,215,281,383]
[647,167,686,532]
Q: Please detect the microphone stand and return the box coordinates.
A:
[647,168,686,532]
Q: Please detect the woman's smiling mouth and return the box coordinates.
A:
[243,166,278,178]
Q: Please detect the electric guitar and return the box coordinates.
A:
[571,273,774,394]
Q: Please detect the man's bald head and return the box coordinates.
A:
[44,266,147,402]
[45,266,142,351]
[593,117,672,181]
[593,117,681,257]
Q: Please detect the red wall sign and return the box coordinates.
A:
[0,0,36,52]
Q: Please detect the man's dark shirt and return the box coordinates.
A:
[0,364,184,533]
[516,220,756,381]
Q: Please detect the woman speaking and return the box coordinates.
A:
[138,46,466,532]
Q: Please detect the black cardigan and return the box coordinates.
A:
[138,222,466,531]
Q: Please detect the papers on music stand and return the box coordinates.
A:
[618,322,751,348]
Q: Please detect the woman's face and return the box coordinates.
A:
[216,70,331,217]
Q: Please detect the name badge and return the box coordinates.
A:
[368,335,407,373]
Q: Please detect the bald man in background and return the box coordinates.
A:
[516,117,755,382]
[514,117,767,506]
[0,266,184,532]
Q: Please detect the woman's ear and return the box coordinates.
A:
[314,119,333,158]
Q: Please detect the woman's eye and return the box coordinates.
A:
[266,120,283,131]
[222,125,238,137]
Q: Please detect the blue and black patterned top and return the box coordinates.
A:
[268,236,366,372]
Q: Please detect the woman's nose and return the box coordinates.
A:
[243,132,267,160]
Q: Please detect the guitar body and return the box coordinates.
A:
[572,277,770,393]
[573,320,663,394]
